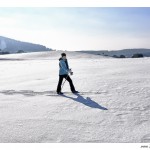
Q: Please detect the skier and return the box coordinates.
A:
[56,53,79,95]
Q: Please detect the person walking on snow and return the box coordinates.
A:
[56,53,78,95]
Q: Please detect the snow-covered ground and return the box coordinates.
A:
[0,51,150,143]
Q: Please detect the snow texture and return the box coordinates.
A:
[0,51,150,143]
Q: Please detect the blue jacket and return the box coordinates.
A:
[59,58,69,75]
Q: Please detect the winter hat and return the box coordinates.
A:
[61,53,66,57]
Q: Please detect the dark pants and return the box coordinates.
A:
[57,75,75,93]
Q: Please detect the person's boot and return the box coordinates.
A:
[57,92,64,95]
[72,90,79,94]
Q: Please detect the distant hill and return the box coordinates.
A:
[77,48,150,58]
[0,36,52,54]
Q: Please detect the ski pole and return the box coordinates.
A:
[61,74,69,90]
[61,69,73,90]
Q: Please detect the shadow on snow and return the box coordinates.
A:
[61,93,108,110]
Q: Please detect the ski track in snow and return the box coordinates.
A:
[0,90,102,96]
[0,51,150,143]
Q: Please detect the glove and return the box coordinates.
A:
[69,69,73,75]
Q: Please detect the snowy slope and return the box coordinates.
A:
[0,36,50,53]
[0,50,105,60]
[0,51,150,143]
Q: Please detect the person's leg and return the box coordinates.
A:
[65,75,76,92]
[57,75,64,93]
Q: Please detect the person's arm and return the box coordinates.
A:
[66,59,72,73]
[66,59,69,70]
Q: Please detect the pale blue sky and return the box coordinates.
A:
[0,7,150,50]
